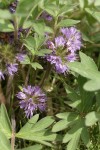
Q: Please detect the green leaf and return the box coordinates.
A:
[0,9,12,19]
[44,26,54,33]
[68,57,100,91]
[81,127,91,147]
[68,62,100,80]
[31,62,43,70]
[24,36,35,48]
[67,129,81,150]
[56,112,78,120]
[34,131,56,142]
[33,21,45,35]
[42,3,59,17]
[36,49,52,56]
[77,76,94,112]
[16,0,40,17]
[16,130,56,147]
[0,131,11,150]
[21,55,30,65]
[0,19,14,32]
[80,52,98,71]
[17,144,43,150]
[85,8,100,23]
[23,20,33,29]
[64,83,80,102]
[58,4,77,15]
[84,80,100,91]
[34,140,53,147]
[31,116,54,132]
[85,111,100,126]
[16,116,56,147]
[24,44,35,56]
[65,100,81,111]
[95,91,100,111]
[34,34,45,50]
[24,35,45,51]
[24,36,36,54]
[52,120,70,132]
[68,52,99,80]
[63,118,83,143]
[63,130,75,143]
[0,104,12,138]
[58,19,80,27]
[17,114,39,134]
[63,81,82,111]
[17,116,54,134]
[17,130,56,142]
[82,33,93,43]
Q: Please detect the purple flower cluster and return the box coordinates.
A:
[9,0,19,13]
[46,55,68,74]
[16,85,47,118]
[0,62,18,79]
[46,27,82,74]
[7,63,18,76]
[61,27,82,52]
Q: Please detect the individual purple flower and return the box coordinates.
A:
[46,55,59,64]
[16,92,26,99]
[7,63,18,76]
[16,53,26,62]
[55,62,68,74]
[66,53,77,62]
[0,71,5,80]
[16,85,47,118]
[55,36,65,48]
[46,55,68,74]
[61,27,82,52]
[47,41,55,50]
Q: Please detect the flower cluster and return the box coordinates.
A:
[7,63,18,76]
[61,27,82,52]
[16,85,47,118]
[9,0,19,13]
[46,27,82,74]
[0,63,18,80]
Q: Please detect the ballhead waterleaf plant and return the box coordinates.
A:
[0,0,100,149]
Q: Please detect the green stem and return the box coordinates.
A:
[13,15,18,40]
[24,55,35,86]
[39,63,52,87]
[6,76,14,106]
[32,70,37,85]
[53,16,58,38]
[24,65,31,86]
